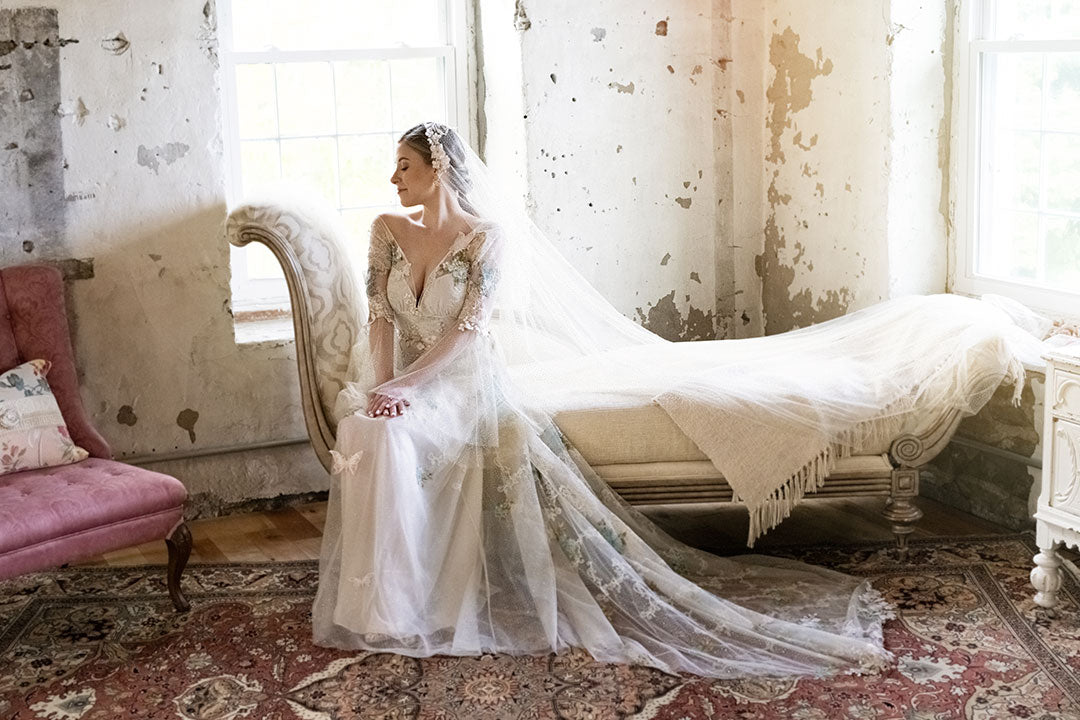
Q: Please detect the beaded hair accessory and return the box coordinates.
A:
[425,123,451,186]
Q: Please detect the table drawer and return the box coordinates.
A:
[1050,418,1080,514]
[1052,366,1080,421]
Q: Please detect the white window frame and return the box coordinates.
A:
[218,0,473,315]
[953,1,1080,318]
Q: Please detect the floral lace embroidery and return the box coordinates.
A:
[366,223,397,325]
[457,232,500,333]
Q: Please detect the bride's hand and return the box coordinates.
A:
[366,393,410,418]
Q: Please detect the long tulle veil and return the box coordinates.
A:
[318,121,1051,678]
[333,124,1045,546]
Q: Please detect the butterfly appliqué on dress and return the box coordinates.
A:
[329,450,365,475]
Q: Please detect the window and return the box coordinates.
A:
[219,0,472,316]
[955,1,1080,316]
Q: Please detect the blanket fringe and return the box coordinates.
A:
[746,444,836,547]
[742,358,1028,548]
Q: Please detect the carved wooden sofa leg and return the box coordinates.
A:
[166,522,192,612]
[884,468,922,559]
[885,434,926,560]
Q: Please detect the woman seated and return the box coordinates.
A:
[312,122,1043,678]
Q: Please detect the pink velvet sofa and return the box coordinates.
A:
[0,265,191,611]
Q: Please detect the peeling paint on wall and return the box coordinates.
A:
[516,0,718,342]
[198,1,218,65]
[938,1,956,248]
[0,7,66,256]
[765,27,832,165]
[177,408,199,443]
[635,291,715,342]
[117,404,138,426]
[56,96,88,124]
[514,0,531,31]
[757,25,854,335]
[137,142,190,173]
[100,32,129,55]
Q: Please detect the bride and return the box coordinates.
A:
[309,121,909,678]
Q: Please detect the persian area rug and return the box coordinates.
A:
[2,535,1079,720]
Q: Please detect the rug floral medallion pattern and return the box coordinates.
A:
[1,535,1078,719]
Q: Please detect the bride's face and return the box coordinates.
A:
[390,142,437,206]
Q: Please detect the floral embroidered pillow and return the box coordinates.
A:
[0,359,88,476]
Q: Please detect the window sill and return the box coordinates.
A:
[234,315,295,345]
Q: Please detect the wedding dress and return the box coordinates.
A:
[311,125,1045,678]
[312,213,902,678]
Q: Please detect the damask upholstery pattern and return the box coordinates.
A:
[226,202,368,433]
[0,266,110,459]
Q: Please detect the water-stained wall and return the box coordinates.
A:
[727,0,949,336]
[0,2,324,513]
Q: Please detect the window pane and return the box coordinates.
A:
[980,210,1039,280]
[231,0,444,51]
[988,0,1080,40]
[246,245,286,280]
[1046,133,1080,212]
[335,61,392,133]
[280,137,338,203]
[390,57,447,130]
[999,54,1043,132]
[1045,216,1080,287]
[276,63,336,137]
[1046,54,1080,133]
[341,208,384,272]
[240,140,281,195]
[989,131,1041,210]
[235,64,278,139]
[339,134,396,207]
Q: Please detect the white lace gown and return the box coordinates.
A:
[312,216,894,678]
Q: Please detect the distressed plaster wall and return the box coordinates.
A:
[728,1,949,336]
[3,0,1031,528]
[0,1,325,513]
[514,0,728,341]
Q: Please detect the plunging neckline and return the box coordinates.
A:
[380,218,482,307]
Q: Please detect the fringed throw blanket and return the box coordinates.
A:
[655,294,1042,545]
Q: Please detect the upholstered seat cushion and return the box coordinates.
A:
[0,458,187,578]
[553,400,709,465]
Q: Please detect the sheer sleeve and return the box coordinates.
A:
[366,217,395,326]
[456,230,504,332]
[371,225,505,400]
[367,217,396,386]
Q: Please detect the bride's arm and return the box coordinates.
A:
[370,227,505,402]
[365,219,399,414]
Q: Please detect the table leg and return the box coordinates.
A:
[1031,542,1063,613]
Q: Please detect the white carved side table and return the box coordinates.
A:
[1031,344,1080,612]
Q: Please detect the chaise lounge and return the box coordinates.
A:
[226,201,966,552]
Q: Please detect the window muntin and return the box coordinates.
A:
[957,1,1080,315]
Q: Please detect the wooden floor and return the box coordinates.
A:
[77,495,1018,567]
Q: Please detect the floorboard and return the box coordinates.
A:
[76,495,1020,567]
